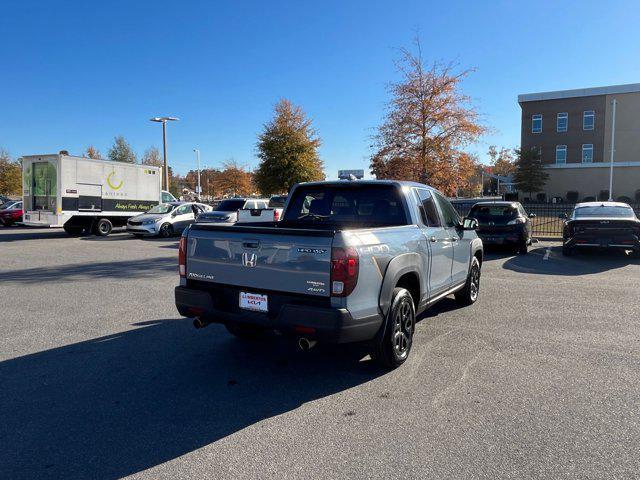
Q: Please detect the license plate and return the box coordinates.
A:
[239,292,268,312]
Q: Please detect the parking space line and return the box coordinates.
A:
[543,247,551,261]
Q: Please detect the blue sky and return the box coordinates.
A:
[2,0,639,177]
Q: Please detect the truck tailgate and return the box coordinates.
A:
[186,225,333,297]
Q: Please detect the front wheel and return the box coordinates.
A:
[455,256,481,306]
[159,223,173,238]
[370,288,415,369]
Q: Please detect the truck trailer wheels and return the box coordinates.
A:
[94,218,113,236]
[370,287,415,369]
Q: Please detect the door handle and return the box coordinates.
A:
[430,236,437,243]
[450,237,458,242]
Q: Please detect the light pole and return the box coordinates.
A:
[150,116,179,191]
[608,98,617,201]
[193,149,201,199]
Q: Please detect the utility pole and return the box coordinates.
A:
[608,98,617,201]
[150,116,179,191]
[193,149,201,199]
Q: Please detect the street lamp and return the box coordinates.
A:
[193,149,201,199]
[150,116,179,191]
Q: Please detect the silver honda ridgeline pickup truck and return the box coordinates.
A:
[175,180,483,368]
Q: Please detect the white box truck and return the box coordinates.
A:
[22,153,176,236]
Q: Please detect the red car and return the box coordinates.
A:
[0,200,23,226]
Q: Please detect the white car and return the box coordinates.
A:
[196,198,268,224]
[268,195,288,221]
[127,202,211,237]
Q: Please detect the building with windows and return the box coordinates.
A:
[518,83,640,202]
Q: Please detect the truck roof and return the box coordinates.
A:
[295,179,439,191]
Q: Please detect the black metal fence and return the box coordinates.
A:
[451,200,640,238]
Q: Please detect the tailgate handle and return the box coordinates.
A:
[242,241,260,249]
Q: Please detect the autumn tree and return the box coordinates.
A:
[84,145,103,159]
[0,148,22,196]
[214,160,254,197]
[487,145,516,177]
[108,136,137,163]
[370,38,485,195]
[254,99,325,195]
[456,152,482,197]
[513,147,549,200]
[141,146,162,167]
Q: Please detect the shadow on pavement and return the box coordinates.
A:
[502,245,639,276]
[1,257,177,284]
[0,227,69,242]
[0,318,383,480]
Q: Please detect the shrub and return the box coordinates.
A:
[566,191,579,203]
[616,196,633,204]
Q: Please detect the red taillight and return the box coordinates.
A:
[274,210,280,221]
[330,247,359,297]
[178,236,187,277]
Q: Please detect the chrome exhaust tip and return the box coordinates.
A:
[298,337,317,351]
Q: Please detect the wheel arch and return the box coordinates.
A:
[379,253,422,316]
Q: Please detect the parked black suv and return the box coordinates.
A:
[468,201,535,254]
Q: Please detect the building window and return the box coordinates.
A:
[556,145,567,164]
[532,114,542,133]
[557,112,568,132]
[583,110,595,130]
[582,144,593,163]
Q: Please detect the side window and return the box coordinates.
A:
[176,204,191,215]
[415,189,442,227]
[161,192,173,203]
[258,201,268,209]
[433,192,460,228]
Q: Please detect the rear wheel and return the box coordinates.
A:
[225,322,267,339]
[455,256,481,306]
[370,288,415,369]
[94,218,113,236]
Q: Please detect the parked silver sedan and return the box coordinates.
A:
[127,202,211,237]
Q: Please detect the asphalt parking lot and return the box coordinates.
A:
[2,227,640,479]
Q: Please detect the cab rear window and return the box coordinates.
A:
[283,185,409,227]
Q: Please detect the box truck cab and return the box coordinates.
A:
[22,153,175,236]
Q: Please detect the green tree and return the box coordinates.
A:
[0,148,22,196]
[254,99,325,195]
[108,136,137,163]
[513,147,549,199]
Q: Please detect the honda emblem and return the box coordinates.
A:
[242,252,257,267]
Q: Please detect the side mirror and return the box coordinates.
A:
[462,217,478,230]
[171,211,178,218]
[529,213,537,218]
[558,213,568,220]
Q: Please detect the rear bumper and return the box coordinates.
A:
[174,286,382,344]
[564,234,640,250]
[477,233,523,245]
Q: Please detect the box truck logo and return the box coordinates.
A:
[106,170,124,190]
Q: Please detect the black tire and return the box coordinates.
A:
[455,256,481,306]
[517,240,528,255]
[562,245,573,256]
[94,218,113,237]
[225,322,267,339]
[159,222,173,238]
[369,288,415,369]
